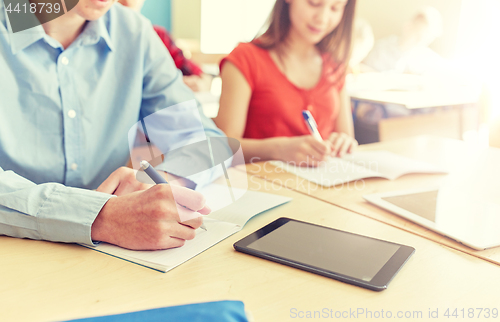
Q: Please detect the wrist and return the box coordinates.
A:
[91,197,116,244]
[265,137,285,161]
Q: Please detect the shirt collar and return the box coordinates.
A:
[80,15,114,52]
[2,2,114,55]
[1,2,46,55]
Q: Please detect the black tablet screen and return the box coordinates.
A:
[247,221,400,282]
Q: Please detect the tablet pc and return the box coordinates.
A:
[363,187,500,250]
[234,218,414,291]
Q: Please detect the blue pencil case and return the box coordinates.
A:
[64,300,249,322]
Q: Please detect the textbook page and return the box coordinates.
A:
[341,151,446,180]
[84,184,291,272]
[271,151,446,187]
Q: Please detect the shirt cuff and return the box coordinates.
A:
[36,185,114,246]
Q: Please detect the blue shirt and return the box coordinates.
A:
[0,4,227,246]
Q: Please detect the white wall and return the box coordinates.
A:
[171,0,201,39]
[172,0,274,54]
[172,0,464,58]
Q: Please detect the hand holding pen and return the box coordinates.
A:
[303,110,357,158]
[295,110,331,164]
[141,161,208,231]
[267,111,331,166]
[92,165,210,250]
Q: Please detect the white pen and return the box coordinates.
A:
[302,110,323,141]
[140,160,207,231]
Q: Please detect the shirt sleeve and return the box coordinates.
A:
[140,21,232,190]
[0,166,113,246]
[220,43,258,91]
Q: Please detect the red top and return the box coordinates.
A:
[154,26,203,76]
[220,42,345,139]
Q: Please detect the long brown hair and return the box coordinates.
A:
[255,0,356,73]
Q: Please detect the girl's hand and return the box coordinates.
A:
[328,133,358,158]
[275,135,331,167]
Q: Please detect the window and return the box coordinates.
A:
[200,0,275,54]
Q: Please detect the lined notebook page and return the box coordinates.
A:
[85,184,291,272]
[202,186,292,226]
[92,218,240,272]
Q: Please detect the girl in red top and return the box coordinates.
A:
[215,0,358,166]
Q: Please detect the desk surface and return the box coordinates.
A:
[347,73,481,109]
[243,136,500,266]
[2,174,500,322]
[351,90,479,109]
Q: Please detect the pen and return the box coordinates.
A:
[302,110,323,141]
[140,160,207,231]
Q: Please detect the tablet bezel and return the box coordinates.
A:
[233,217,415,291]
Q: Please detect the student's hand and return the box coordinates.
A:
[275,136,331,167]
[97,167,195,196]
[92,184,211,250]
[97,167,152,196]
[328,133,358,158]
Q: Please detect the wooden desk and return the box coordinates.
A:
[2,175,500,322]
[243,136,500,266]
[351,89,479,110]
[348,73,481,142]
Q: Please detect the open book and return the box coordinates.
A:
[84,184,291,272]
[271,151,446,187]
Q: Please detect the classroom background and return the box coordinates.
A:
[4,1,500,320]
[141,0,500,148]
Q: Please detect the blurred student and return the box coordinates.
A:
[349,18,374,74]
[119,0,212,92]
[363,6,445,75]
[215,0,358,166]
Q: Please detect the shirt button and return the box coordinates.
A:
[71,163,78,171]
[61,57,69,65]
[68,110,76,118]
[307,104,314,112]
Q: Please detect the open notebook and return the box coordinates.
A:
[83,184,291,272]
[272,151,446,187]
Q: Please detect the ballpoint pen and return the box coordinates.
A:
[302,110,323,142]
[140,160,207,231]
